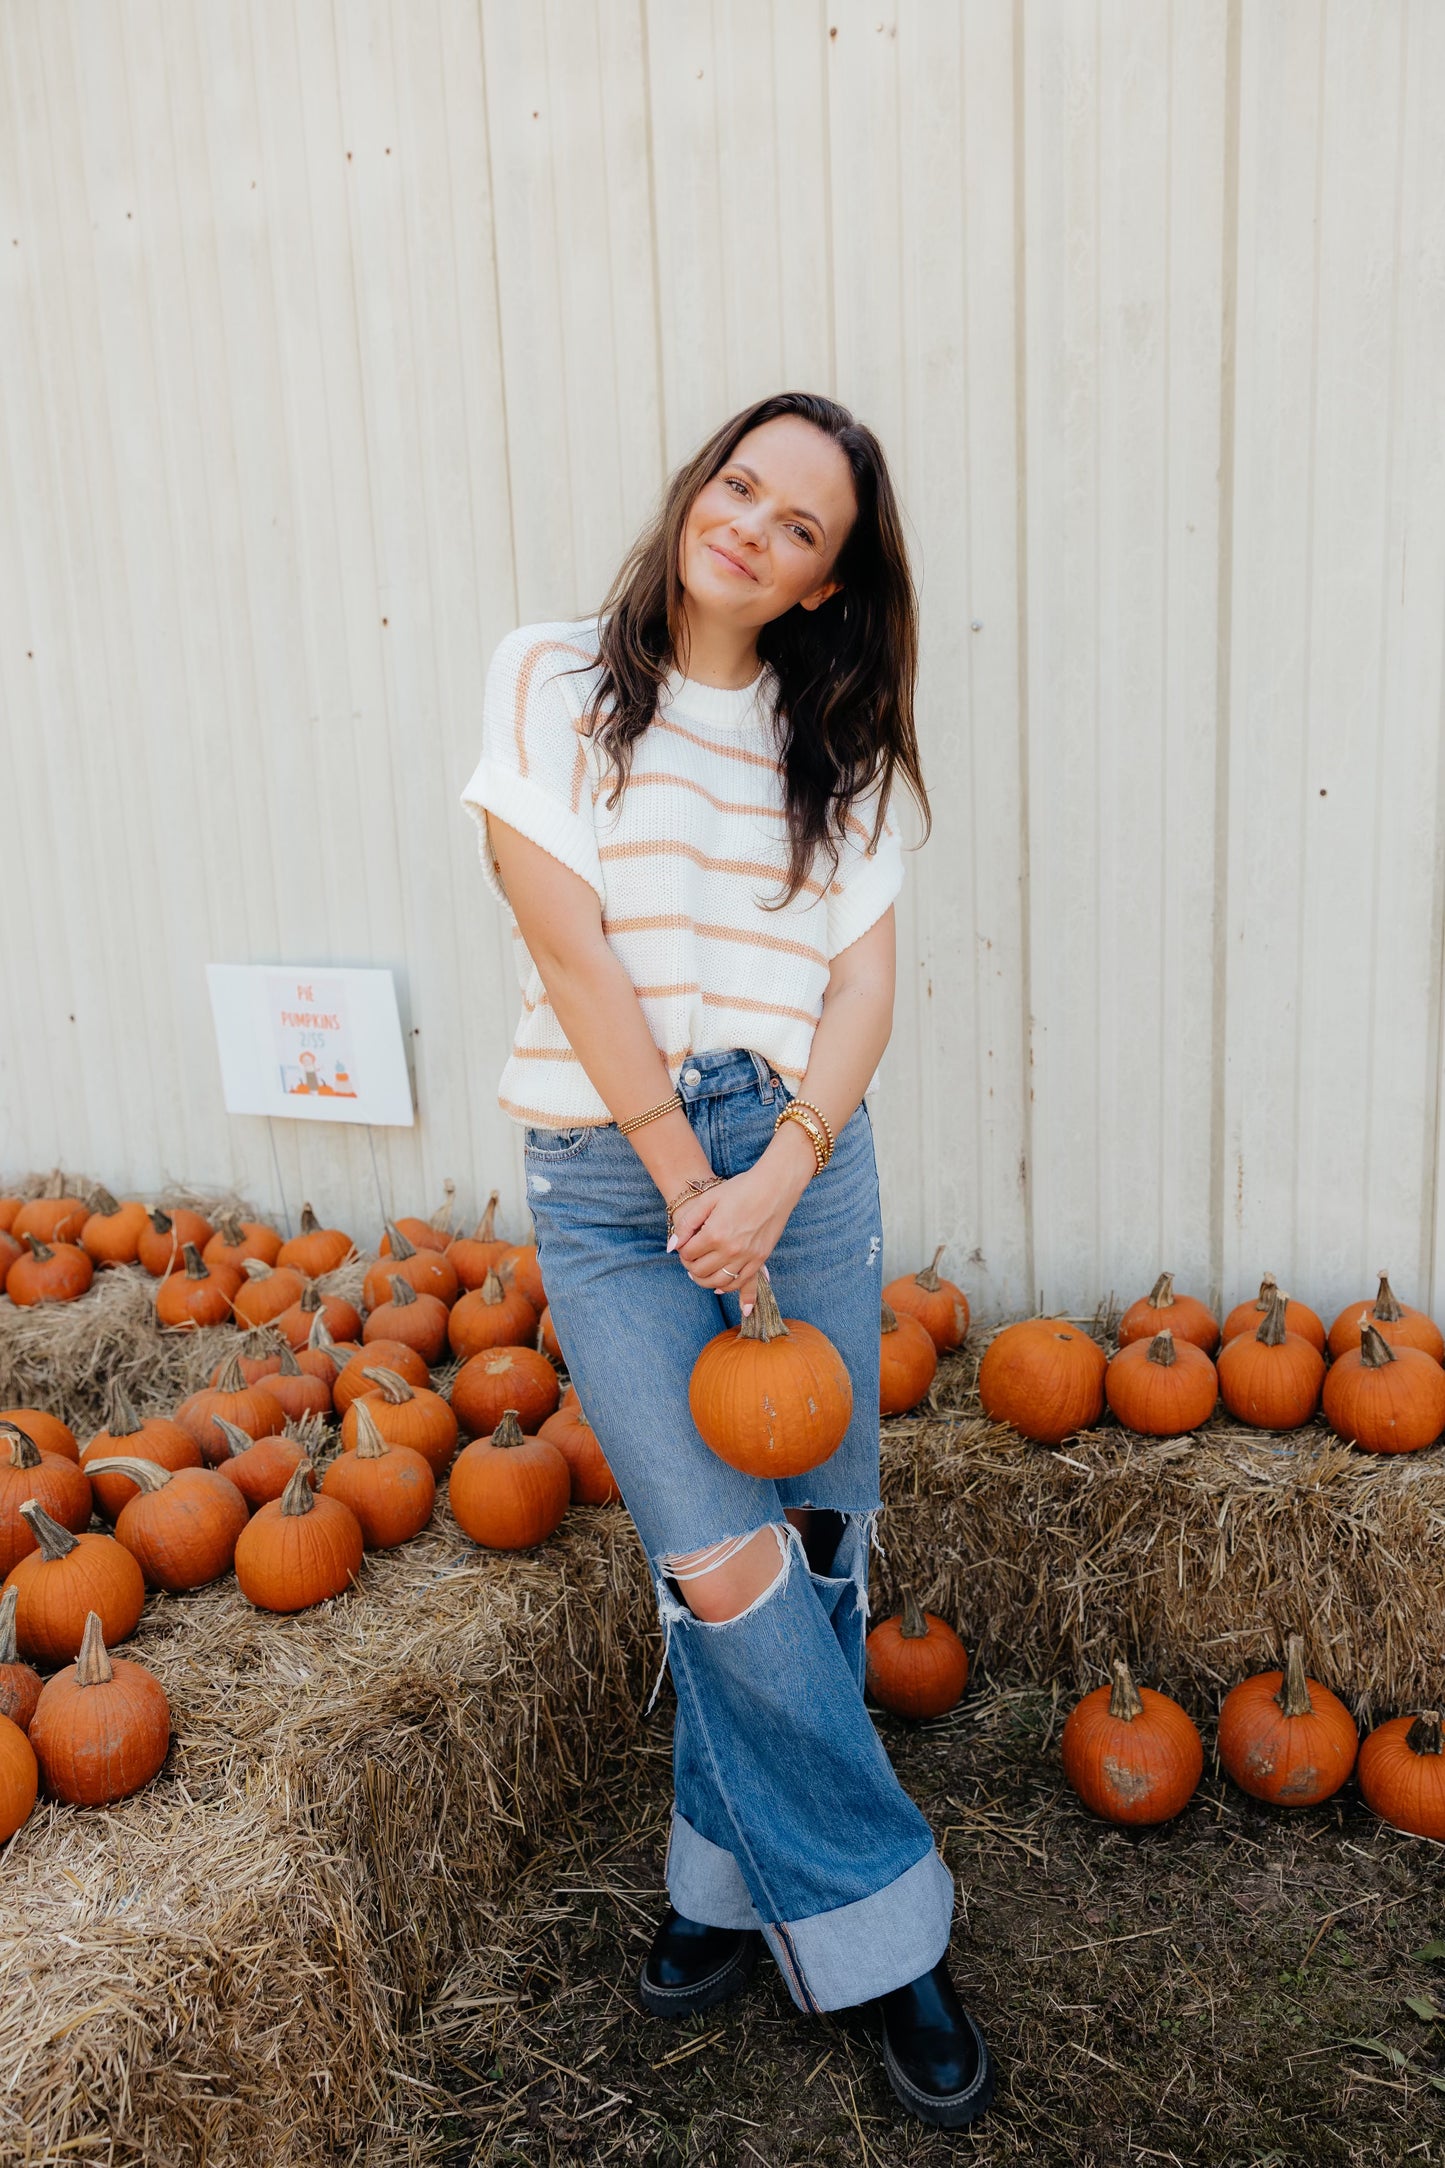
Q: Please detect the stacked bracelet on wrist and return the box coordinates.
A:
[618,1090,684,1136]
[772,1097,835,1173]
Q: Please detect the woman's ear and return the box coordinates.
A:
[799,580,843,614]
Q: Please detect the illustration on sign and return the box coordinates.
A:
[270,974,359,1100]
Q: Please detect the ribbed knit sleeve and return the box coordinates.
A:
[824,777,906,960]
[460,626,606,910]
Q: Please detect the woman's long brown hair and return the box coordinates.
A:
[563,391,930,910]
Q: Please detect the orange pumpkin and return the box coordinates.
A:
[259,1342,333,1425]
[339,1366,458,1476]
[879,1300,938,1415]
[79,1187,149,1267]
[1216,1288,1325,1429]
[498,1242,546,1314]
[175,1351,287,1464]
[1221,1274,1326,1354]
[86,1456,248,1592]
[12,1180,88,1247]
[320,1401,435,1549]
[379,1185,455,1256]
[332,1339,428,1418]
[0,1409,78,1462]
[137,1206,214,1279]
[0,1425,93,1577]
[977,1318,1107,1446]
[688,1277,853,1478]
[1327,1271,1445,1364]
[29,1611,169,1805]
[537,1304,565,1366]
[448,1409,569,1550]
[0,1230,21,1284]
[7,1234,94,1308]
[452,1345,560,1438]
[362,1277,450,1365]
[0,1586,42,1734]
[882,1247,970,1353]
[275,1281,363,1352]
[1061,1657,1203,1825]
[1322,1323,1445,1454]
[865,1589,969,1718]
[364,1225,460,1312]
[448,1192,511,1290]
[538,1405,622,1505]
[0,1707,37,1837]
[275,1203,355,1278]
[234,1460,364,1613]
[1217,1633,1357,1806]
[447,1269,538,1361]
[202,1210,284,1272]
[154,1242,242,1330]
[1357,1709,1445,1841]
[212,1418,310,1511]
[1117,1272,1220,1356]
[231,1260,307,1331]
[81,1387,201,1520]
[4,1502,146,1665]
[1105,1329,1218,1437]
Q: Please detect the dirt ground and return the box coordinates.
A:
[413,1677,1445,2168]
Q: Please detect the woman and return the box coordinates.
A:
[460,392,995,2130]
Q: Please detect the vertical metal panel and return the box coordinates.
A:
[3,0,1444,1321]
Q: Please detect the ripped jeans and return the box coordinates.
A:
[523,1045,953,2013]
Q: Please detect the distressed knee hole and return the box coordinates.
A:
[661,1523,790,1625]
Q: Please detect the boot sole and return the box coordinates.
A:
[880,2012,997,2129]
[638,1931,762,2020]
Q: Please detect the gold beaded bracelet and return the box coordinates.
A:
[665,1174,723,1233]
[773,1100,832,1173]
[618,1090,684,1136]
[787,1098,836,1159]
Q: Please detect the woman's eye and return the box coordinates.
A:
[790,525,814,545]
[725,476,747,495]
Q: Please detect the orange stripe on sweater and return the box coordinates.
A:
[512,638,596,775]
[700,990,820,1025]
[597,838,830,898]
[603,914,828,965]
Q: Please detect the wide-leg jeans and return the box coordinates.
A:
[522,1045,953,2013]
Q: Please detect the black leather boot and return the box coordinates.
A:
[638,1905,762,2019]
[876,1956,996,2127]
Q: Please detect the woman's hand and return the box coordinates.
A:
[667,1140,814,1311]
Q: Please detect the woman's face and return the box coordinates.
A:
[679,416,857,629]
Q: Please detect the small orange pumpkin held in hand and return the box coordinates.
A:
[1217,1287,1325,1430]
[1217,1632,1358,1807]
[449,1408,570,1551]
[865,1588,969,1719]
[84,1456,248,1592]
[29,1611,170,1806]
[1221,1273,1326,1354]
[1061,1656,1203,1825]
[1321,1322,1445,1454]
[1326,1270,1445,1364]
[320,1400,435,1550]
[1357,1709,1445,1841]
[977,1318,1107,1446]
[883,1247,970,1353]
[233,1459,364,1614]
[538,1404,622,1505]
[6,1234,94,1308]
[879,1300,938,1416]
[0,1706,37,1838]
[0,1585,43,1734]
[4,1501,146,1666]
[689,1276,853,1478]
[1117,1272,1220,1357]
[1105,1328,1218,1438]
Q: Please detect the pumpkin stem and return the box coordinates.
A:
[0,1585,18,1664]
[215,1209,243,1245]
[75,1611,115,1687]
[1147,1328,1178,1367]
[83,1454,173,1494]
[900,1587,929,1639]
[429,1180,456,1234]
[308,1313,339,1356]
[738,1274,791,1344]
[880,1299,899,1333]
[474,1191,500,1242]
[241,1257,275,1281]
[278,1459,318,1515]
[480,1268,506,1306]
[275,1343,301,1376]
[1358,1321,1397,1370]
[1256,1287,1289,1347]
[353,1401,389,1459]
[915,1245,947,1293]
[385,1222,418,1261]
[1108,1655,1146,1721]
[149,1208,173,1236]
[1146,1271,1176,1309]
[1405,1712,1443,1757]
[386,1276,419,1308]
[1253,1272,1279,1312]
[213,1348,249,1394]
[182,1242,210,1281]
[89,1184,120,1216]
[17,1498,81,1562]
[491,1409,526,1450]
[1372,1271,1405,1324]
[1275,1632,1315,1719]
[107,1380,144,1436]
[23,1233,54,1261]
[299,1283,321,1314]
[3,1424,42,1470]
[362,1366,414,1405]
[299,1203,321,1234]
[213,1416,257,1460]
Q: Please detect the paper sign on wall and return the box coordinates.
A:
[207,964,415,1127]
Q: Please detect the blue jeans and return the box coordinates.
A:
[523,1045,953,2012]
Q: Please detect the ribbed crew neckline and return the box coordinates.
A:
[658,660,771,730]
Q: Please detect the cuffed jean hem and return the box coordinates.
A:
[665,1808,955,2013]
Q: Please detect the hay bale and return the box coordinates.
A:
[877,1336,1445,1722]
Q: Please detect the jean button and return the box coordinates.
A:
[682,1067,702,1085]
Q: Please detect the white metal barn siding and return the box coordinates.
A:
[1,2,1443,1326]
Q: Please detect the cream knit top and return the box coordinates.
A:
[460,616,905,1128]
